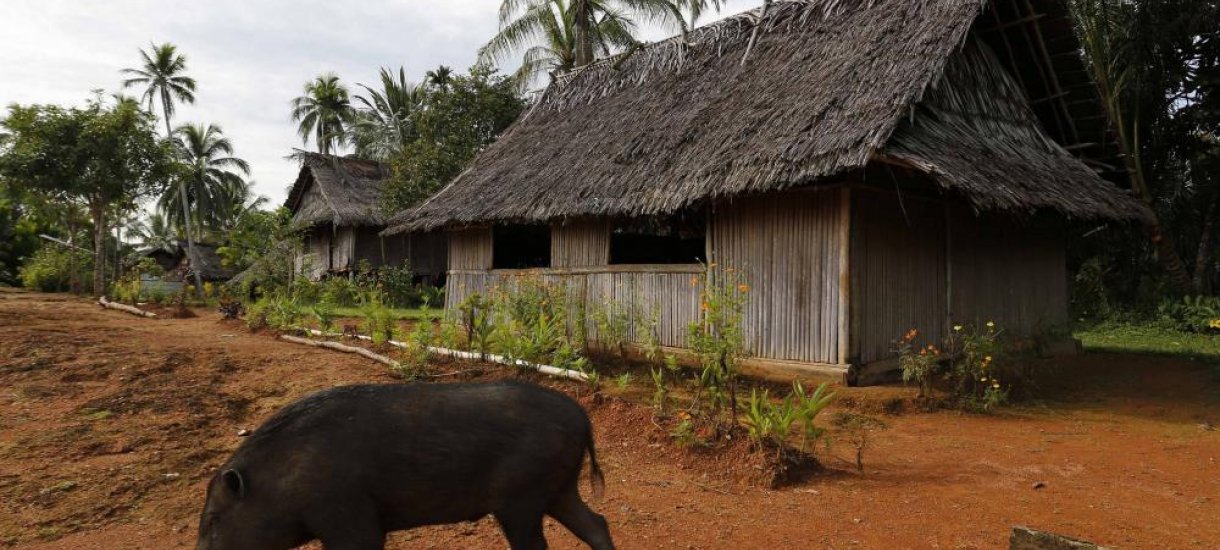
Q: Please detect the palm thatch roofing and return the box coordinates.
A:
[285,152,391,227]
[141,241,234,282]
[387,0,1149,234]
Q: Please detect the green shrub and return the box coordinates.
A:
[358,291,398,345]
[310,298,337,333]
[741,381,836,454]
[1157,295,1220,333]
[457,292,494,354]
[19,246,91,292]
[687,266,749,424]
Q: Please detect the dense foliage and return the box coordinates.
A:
[0,98,179,295]
[377,67,525,211]
[1069,0,1220,311]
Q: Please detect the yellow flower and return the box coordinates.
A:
[992,382,1001,389]
[953,325,963,332]
[700,302,709,311]
[979,377,987,382]
[986,321,995,328]
[984,355,992,362]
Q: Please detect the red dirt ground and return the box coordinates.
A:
[1,290,1218,549]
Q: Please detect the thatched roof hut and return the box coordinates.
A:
[387,0,1146,233]
[285,152,446,281]
[285,152,390,228]
[384,0,1149,384]
[141,241,234,282]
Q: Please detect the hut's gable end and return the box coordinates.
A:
[284,152,389,227]
[883,38,1148,220]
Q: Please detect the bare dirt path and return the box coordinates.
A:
[1,290,1218,549]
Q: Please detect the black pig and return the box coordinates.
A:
[197,381,614,549]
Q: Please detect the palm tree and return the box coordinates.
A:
[350,67,426,161]
[159,123,250,240]
[426,65,455,90]
[481,0,685,89]
[121,42,205,294]
[128,212,179,255]
[291,74,353,155]
[208,179,268,236]
[1071,0,1212,291]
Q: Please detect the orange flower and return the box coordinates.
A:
[737,283,750,293]
[700,302,709,311]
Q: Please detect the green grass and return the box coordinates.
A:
[330,306,441,321]
[1075,321,1220,364]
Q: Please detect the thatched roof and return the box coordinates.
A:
[386,0,1148,234]
[141,242,234,282]
[284,152,390,227]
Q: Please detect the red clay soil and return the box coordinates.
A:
[1,290,1218,549]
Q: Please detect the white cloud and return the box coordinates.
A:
[0,0,759,210]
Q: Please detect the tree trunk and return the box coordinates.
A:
[165,114,205,298]
[1194,192,1219,293]
[91,201,106,297]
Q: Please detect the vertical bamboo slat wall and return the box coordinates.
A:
[850,188,948,364]
[949,212,1068,332]
[449,228,493,271]
[551,219,609,267]
[850,188,1069,364]
[711,188,847,365]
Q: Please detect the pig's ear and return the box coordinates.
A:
[221,469,246,499]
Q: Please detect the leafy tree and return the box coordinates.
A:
[381,66,526,211]
[291,73,353,155]
[350,68,426,161]
[127,211,179,254]
[0,99,179,295]
[121,42,206,295]
[481,0,685,88]
[158,123,251,238]
[1071,0,1220,296]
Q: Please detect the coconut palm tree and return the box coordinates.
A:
[481,0,686,89]
[291,74,353,155]
[208,179,268,237]
[128,212,179,254]
[350,67,426,161]
[121,42,205,294]
[425,65,455,90]
[159,123,250,239]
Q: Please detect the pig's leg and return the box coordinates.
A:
[547,483,614,550]
[494,505,547,550]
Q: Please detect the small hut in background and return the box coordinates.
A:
[285,152,447,283]
[140,241,233,293]
[385,0,1149,383]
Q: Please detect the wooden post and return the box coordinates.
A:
[838,187,851,366]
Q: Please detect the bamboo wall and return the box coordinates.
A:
[551,219,610,267]
[446,266,702,348]
[849,187,1068,364]
[850,188,948,364]
[949,212,1067,333]
[449,228,493,271]
[711,188,849,365]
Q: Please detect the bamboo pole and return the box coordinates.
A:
[98,297,157,318]
[278,334,401,369]
[293,328,590,382]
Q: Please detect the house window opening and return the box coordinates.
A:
[609,212,705,265]
[493,224,552,269]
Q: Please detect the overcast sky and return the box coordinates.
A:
[0,0,757,210]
